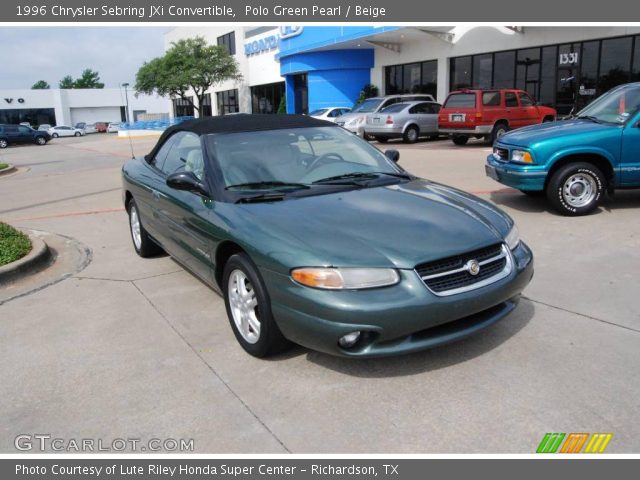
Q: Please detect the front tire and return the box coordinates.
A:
[35,136,46,145]
[223,253,291,358]
[546,162,606,216]
[403,125,419,144]
[127,198,162,257]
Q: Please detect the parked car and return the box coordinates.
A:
[48,126,84,138]
[19,122,31,127]
[122,114,533,358]
[107,122,121,133]
[75,122,86,131]
[337,94,436,137]
[82,123,97,134]
[486,82,640,216]
[37,124,52,131]
[94,122,108,133]
[309,107,352,123]
[366,101,441,143]
[439,89,557,145]
[0,124,50,148]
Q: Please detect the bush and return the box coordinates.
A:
[355,84,379,106]
[0,222,32,267]
[0,163,8,170]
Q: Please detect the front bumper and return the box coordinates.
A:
[440,125,493,135]
[261,242,534,357]
[485,154,547,191]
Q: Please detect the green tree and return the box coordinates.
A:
[355,84,380,106]
[59,75,74,89]
[135,36,243,115]
[31,80,50,89]
[73,69,105,89]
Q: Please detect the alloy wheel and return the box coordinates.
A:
[228,269,261,344]
[129,206,142,250]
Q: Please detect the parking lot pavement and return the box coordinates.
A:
[1,134,639,453]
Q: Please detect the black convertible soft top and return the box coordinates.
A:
[146,114,336,160]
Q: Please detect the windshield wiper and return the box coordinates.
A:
[312,171,412,184]
[235,192,286,204]
[226,181,310,191]
[576,115,604,124]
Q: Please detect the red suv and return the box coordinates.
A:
[439,89,557,145]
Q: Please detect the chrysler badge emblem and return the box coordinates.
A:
[466,259,481,276]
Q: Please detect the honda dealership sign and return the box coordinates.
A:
[244,26,303,56]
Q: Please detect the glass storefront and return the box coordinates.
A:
[201,94,212,117]
[250,82,285,114]
[0,108,55,126]
[450,34,640,116]
[172,97,194,117]
[216,89,239,115]
[385,60,437,97]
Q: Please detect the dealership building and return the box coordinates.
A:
[0,88,167,127]
[166,25,640,117]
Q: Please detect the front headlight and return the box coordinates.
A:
[291,267,400,290]
[511,149,534,164]
[504,225,520,250]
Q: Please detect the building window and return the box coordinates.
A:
[493,51,516,89]
[539,46,557,106]
[599,37,633,92]
[450,56,472,90]
[251,82,285,114]
[217,32,236,55]
[472,54,493,89]
[516,48,541,99]
[0,108,56,126]
[216,89,239,115]
[633,36,640,81]
[201,93,212,117]
[172,97,194,117]
[384,60,438,97]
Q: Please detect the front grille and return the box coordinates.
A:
[493,147,509,161]
[415,243,510,295]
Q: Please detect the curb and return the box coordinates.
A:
[0,164,16,177]
[0,232,51,285]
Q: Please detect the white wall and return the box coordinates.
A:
[70,107,122,125]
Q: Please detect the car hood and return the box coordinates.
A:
[227,179,512,271]
[499,119,620,147]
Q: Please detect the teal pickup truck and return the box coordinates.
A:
[486,82,640,216]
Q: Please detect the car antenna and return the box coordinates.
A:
[127,131,136,160]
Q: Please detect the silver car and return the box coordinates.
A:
[336,94,436,137]
[365,101,441,144]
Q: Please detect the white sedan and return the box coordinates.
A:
[309,107,351,123]
[107,122,121,133]
[48,126,85,138]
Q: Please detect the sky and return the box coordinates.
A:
[0,27,169,90]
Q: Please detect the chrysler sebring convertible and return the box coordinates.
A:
[122,115,533,358]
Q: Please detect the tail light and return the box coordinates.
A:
[386,115,394,124]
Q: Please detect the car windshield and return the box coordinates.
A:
[309,109,329,116]
[351,98,383,113]
[576,84,640,124]
[207,126,406,194]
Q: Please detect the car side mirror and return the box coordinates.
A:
[166,171,209,197]
[385,149,400,163]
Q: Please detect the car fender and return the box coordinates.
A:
[403,121,420,133]
[547,145,617,173]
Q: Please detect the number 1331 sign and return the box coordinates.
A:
[559,52,580,66]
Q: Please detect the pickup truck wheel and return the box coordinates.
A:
[223,253,291,358]
[127,198,163,257]
[546,162,605,216]
[35,136,46,145]
[375,137,389,143]
[403,125,419,144]
[0,139,8,149]
[491,123,509,144]
[452,135,468,146]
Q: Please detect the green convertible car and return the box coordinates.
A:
[122,115,533,358]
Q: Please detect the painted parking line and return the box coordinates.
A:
[11,207,125,222]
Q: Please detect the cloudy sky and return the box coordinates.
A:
[0,27,169,89]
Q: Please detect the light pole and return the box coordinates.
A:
[122,83,130,123]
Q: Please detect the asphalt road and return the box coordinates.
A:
[1,133,639,453]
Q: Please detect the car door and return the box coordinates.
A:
[620,112,640,186]
[423,102,440,133]
[154,131,216,282]
[408,102,429,133]
[16,126,33,143]
[504,91,522,128]
[518,92,541,126]
[4,125,20,144]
